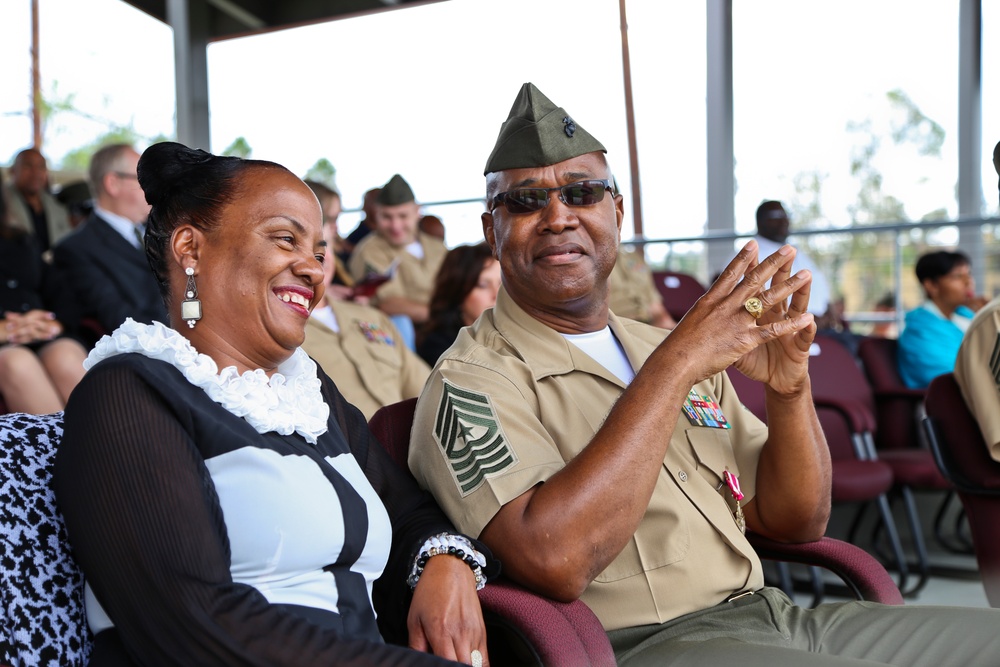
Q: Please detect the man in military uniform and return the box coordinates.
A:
[954,140,1000,460]
[608,244,677,328]
[303,222,430,419]
[409,83,1000,666]
[347,175,447,349]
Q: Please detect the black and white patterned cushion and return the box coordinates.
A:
[0,412,91,666]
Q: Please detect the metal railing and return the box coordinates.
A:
[627,216,1000,334]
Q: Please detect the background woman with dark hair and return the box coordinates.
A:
[897,249,987,388]
[0,170,87,414]
[417,243,501,367]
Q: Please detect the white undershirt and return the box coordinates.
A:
[561,326,636,384]
[310,303,340,332]
[405,240,424,259]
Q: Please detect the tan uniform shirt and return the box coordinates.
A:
[302,299,430,421]
[347,231,447,306]
[608,246,662,323]
[3,182,72,249]
[954,296,1000,460]
[409,288,768,631]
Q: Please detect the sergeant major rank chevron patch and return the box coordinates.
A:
[433,380,518,496]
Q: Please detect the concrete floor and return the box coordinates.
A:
[780,490,991,609]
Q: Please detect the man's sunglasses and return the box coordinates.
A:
[490,179,614,214]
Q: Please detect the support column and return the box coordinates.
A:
[706,0,735,278]
[169,0,211,150]
[958,0,983,284]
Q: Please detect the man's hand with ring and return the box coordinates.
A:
[744,297,764,319]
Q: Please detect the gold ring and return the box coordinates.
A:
[471,649,484,667]
[744,297,764,319]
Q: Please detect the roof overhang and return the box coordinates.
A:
[122,0,450,41]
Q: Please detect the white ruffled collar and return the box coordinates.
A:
[85,318,329,444]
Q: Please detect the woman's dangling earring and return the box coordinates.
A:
[181,267,202,328]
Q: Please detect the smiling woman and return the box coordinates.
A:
[52,142,496,666]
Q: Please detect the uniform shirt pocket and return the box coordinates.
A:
[687,427,740,487]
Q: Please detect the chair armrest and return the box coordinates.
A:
[478,578,616,667]
[812,395,877,434]
[747,533,904,605]
[871,387,927,401]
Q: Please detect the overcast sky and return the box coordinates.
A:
[2,0,998,250]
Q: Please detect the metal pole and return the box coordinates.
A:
[618,0,644,239]
[31,0,41,149]
[706,0,735,277]
[958,0,984,287]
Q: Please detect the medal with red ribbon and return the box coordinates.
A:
[723,468,746,533]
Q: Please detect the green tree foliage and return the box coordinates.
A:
[222,137,253,158]
[304,158,337,190]
[787,89,948,312]
[59,128,172,173]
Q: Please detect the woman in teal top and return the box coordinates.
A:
[898,250,984,389]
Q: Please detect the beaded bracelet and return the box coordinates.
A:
[407,533,487,591]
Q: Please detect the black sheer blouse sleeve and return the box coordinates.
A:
[55,356,460,666]
[317,369,498,646]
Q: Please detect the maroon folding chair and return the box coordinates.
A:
[856,337,927,454]
[727,364,910,597]
[806,334,931,595]
[371,396,903,665]
[856,336,962,551]
[923,373,1000,607]
[650,271,706,322]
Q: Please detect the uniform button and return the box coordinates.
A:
[678,470,688,482]
[6,279,17,288]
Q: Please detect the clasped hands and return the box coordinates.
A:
[668,240,816,395]
[2,309,63,345]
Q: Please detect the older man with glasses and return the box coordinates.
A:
[52,143,167,342]
[408,83,1000,666]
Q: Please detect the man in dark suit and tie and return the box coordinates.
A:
[53,143,167,342]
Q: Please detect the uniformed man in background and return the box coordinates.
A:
[348,174,447,349]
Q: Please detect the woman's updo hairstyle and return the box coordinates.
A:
[138,141,286,304]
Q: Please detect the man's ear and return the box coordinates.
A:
[482,212,499,259]
[614,193,625,238]
[102,172,120,199]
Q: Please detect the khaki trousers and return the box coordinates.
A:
[608,587,1000,666]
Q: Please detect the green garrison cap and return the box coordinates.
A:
[377,174,415,206]
[484,82,606,175]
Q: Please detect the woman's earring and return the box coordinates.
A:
[181,267,202,328]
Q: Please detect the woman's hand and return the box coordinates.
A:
[407,555,489,666]
[662,240,815,393]
[4,310,63,345]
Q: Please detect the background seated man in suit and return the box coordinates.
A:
[409,82,1000,666]
[52,143,167,341]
